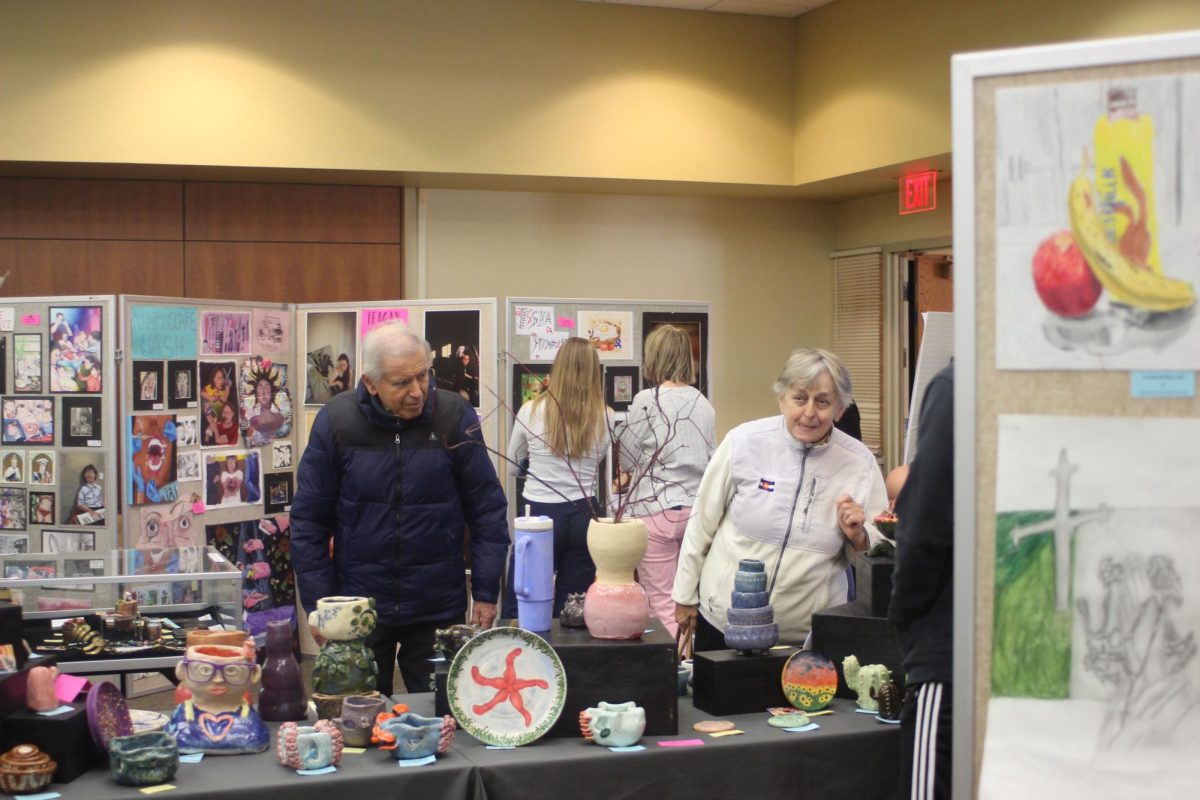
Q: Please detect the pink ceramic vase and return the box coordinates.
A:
[25,666,59,713]
[583,518,650,640]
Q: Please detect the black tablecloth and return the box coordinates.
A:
[50,694,900,800]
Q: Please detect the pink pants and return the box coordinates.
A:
[635,507,691,638]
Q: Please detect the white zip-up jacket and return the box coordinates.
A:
[671,415,888,643]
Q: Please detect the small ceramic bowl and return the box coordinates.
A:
[108,732,179,787]
[0,744,56,794]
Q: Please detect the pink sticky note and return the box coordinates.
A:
[657,739,704,747]
[20,313,41,326]
[557,316,575,329]
[191,502,206,515]
[55,673,90,703]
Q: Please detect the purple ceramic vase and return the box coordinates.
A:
[258,620,307,721]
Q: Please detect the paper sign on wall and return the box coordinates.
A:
[360,308,409,338]
[0,308,13,331]
[529,330,569,361]
[515,305,554,335]
[131,305,198,359]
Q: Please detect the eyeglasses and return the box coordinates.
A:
[180,659,255,685]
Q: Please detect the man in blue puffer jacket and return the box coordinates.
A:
[291,321,509,696]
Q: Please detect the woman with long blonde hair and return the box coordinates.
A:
[508,337,610,615]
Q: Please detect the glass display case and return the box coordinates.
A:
[0,546,242,674]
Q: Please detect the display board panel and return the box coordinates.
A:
[952,30,1200,798]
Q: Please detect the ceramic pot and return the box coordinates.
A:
[376,713,456,760]
[312,638,379,697]
[332,694,387,748]
[583,518,649,640]
[733,570,768,593]
[737,559,765,572]
[730,589,770,609]
[579,701,646,747]
[275,720,343,770]
[25,665,59,712]
[308,596,377,642]
[726,605,774,626]
[0,745,56,794]
[170,644,270,755]
[259,620,307,721]
[108,732,179,786]
[723,622,778,655]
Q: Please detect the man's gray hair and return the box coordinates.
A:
[361,320,432,381]
[772,347,853,412]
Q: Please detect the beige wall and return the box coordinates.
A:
[421,189,835,436]
[793,0,1200,184]
[0,0,796,186]
[834,181,952,251]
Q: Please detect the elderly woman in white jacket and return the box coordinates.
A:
[672,347,888,650]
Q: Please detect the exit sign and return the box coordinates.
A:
[899,170,937,215]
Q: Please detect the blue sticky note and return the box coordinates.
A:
[178,753,204,764]
[397,755,436,767]
[14,793,61,800]
[35,705,73,716]
[296,766,338,775]
[608,745,646,752]
[875,716,902,725]
[782,722,821,732]
[485,745,515,750]
[854,707,876,714]
[1131,371,1195,398]
[131,305,198,359]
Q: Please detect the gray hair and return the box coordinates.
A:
[773,347,853,413]
[361,320,432,381]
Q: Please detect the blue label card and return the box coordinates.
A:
[14,793,62,800]
[1131,371,1196,398]
[485,745,516,750]
[35,705,74,716]
[178,754,204,764]
[854,707,876,714]
[297,766,338,776]
[397,755,437,767]
[608,745,646,752]
[782,722,821,733]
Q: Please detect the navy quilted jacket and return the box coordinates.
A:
[290,382,509,626]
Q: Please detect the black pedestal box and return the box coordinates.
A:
[436,617,678,737]
[690,646,800,716]
[2,701,102,783]
[0,602,24,669]
[848,548,895,618]
[809,601,903,698]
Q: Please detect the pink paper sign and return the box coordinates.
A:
[20,313,41,326]
[54,673,90,703]
[557,316,575,329]
[657,739,704,747]
[360,308,409,338]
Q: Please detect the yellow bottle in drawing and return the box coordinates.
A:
[1093,87,1162,275]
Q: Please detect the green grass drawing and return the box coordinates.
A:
[992,511,1073,698]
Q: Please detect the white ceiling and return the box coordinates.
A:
[575,0,835,18]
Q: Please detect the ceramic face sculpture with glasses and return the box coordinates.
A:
[310,596,380,716]
[167,644,270,754]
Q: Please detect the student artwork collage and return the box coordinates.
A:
[0,304,107,570]
[125,304,297,632]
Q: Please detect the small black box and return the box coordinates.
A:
[691,646,799,716]
[436,618,678,737]
[809,601,904,697]
[848,548,895,618]
[2,701,102,784]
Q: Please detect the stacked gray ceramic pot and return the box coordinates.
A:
[724,559,779,655]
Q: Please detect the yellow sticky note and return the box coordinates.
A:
[709,729,744,738]
[140,785,177,794]
[769,645,792,650]
[341,747,367,754]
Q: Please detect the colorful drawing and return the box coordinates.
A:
[27,451,54,486]
[0,487,28,530]
[578,310,633,361]
[2,397,53,445]
[128,414,178,506]
[427,310,481,407]
[61,454,104,526]
[642,312,708,397]
[252,308,290,354]
[264,473,293,514]
[1,451,23,484]
[994,76,1200,369]
[204,451,261,510]
[13,335,42,393]
[48,306,102,393]
[239,357,292,447]
[206,516,295,638]
[984,414,1200,792]
[200,311,251,355]
[199,361,237,447]
[133,499,197,550]
[29,491,55,524]
[305,312,356,405]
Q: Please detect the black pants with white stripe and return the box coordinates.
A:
[900,681,952,800]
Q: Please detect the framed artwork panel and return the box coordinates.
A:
[132,360,165,411]
[167,360,198,410]
[640,312,709,398]
[2,397,53,445]
[42,528,96,553]
[511,363,551,416]
[13,335,42,394]
[29,491,55,525]
[263,472,294,515]
[604,366,639,412]
[61,397,102,448]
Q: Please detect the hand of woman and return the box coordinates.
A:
[675,603,698,640]
[835,493,869,551]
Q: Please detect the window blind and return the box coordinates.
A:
[832,250,883,457]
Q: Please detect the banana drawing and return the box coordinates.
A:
[1068,170,1195,313]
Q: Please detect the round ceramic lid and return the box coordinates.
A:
[86,681,134,752]
[780,650,837,712]
[447,627,566,747]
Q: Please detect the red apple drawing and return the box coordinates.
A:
[1032,231,1102,317]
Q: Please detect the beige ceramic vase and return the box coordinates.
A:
[583,518,650,640]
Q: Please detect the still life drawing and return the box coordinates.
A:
[578,310,632,361]
[994,73,1200,369]
[982,414,1200,797]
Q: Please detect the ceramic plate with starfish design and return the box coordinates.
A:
[446,627,566,747]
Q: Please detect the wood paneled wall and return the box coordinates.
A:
[0,178,403,302]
